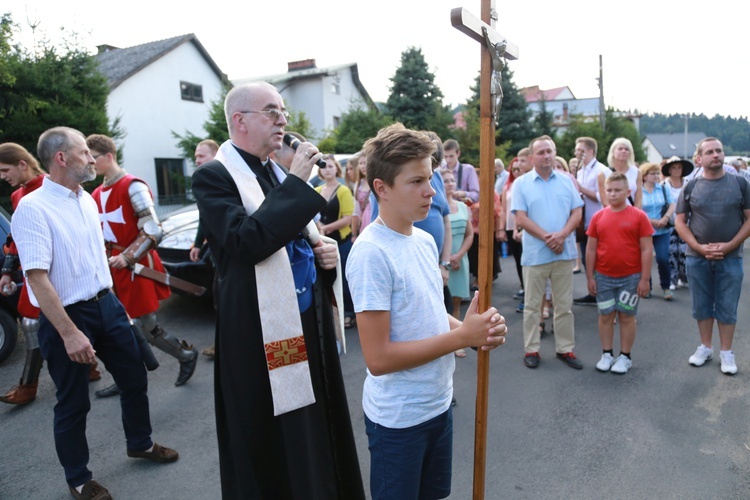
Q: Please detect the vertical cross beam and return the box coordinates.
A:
[451,3,518,499]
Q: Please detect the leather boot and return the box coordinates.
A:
[0,379,38,405]
[175,342,198,387]
[89,360,102,381]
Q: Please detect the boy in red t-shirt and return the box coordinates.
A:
[586,173,654,374]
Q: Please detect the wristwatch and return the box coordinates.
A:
[441,261,451,270]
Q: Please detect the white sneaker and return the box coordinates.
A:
[596,353,615,372]
[689,345,713,366]
[720,350,737,375]
[611,354,632,374]
[669,283,676,291]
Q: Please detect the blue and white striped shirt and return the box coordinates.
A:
[12,177,112,307]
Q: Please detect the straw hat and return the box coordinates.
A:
[661,156,694,177]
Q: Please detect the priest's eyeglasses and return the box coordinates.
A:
[239,109,290,120]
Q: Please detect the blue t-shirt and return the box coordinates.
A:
[511,169,583,266]
[369,170,450,255]
[346,223,454,429]
[642,184,673,236]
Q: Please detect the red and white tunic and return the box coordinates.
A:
[92,174,170,318]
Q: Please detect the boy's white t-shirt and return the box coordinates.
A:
[346,222,454,429]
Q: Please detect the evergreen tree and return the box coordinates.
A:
[448,67,530,167]
[386,47,453,136]
[533,94,555,138]
[496,66,536,155]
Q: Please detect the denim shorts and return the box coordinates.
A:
[686,256,744,324]
[365,408,453,500]
[594,272,641,316]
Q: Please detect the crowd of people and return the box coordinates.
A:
[0,79,747,499]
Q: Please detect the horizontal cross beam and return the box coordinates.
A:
[450,7,519,60]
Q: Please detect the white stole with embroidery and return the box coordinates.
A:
[214,140,315,416]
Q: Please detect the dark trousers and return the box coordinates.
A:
[38,291,152,488]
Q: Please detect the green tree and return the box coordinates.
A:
[386,47,453,136]
[496,66,536,156]
[557,108,645,164]
[325,103,393,153]
[0,14,113,209]
[447,67,528,167]
[533,94,555,138]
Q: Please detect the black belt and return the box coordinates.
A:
[87,289,110,302]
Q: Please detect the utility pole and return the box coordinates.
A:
[683,114,689,160]
[597,54,605,132]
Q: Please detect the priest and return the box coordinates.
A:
[192,82,364,499]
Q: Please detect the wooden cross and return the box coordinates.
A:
[451,3,518,499]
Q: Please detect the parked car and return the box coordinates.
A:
[0,206,22,364]
[156,204,214,298]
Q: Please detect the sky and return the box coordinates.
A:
[4,0,750,119]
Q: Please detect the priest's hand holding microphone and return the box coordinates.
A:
[283,133,338,270]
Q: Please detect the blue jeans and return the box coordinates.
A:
[365,408,453,500]
[39,291,152,487]
[686,256,744,324]
[651,233,671,291]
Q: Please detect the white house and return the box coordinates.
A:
[95,34,225,212]
[521,85,640,134]
[234,59,376,140]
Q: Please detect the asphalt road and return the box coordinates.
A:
[2,252,750,499]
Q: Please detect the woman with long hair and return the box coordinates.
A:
[350,153,371,242]
[599,137,643,208]
[315,155,356,327]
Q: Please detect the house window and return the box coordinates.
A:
[333,116,340,128]
[180,81,203,102]
[331,73,341,95]
[155,158,187,204]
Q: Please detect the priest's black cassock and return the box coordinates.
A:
[192,147,365,499]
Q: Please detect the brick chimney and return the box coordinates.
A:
[288,59,316,72]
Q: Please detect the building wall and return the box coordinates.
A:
[278,68,366,140]
[106,42,223,210]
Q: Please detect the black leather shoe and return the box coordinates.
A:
[556,352,583,370]
[175,347,198,386]
[523,352,540,368]
[94,384,121,398]
[573,294,597,306]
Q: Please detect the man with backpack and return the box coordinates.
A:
[675,137,750,375]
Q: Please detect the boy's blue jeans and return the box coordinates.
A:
[365,408,453,500]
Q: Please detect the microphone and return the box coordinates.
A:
[283,133,327,169]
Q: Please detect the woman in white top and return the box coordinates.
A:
[598,137,643,208]
[661,156,694,289]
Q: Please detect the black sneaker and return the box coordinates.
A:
[573,294,597,306]
[556,352,583,370]
[523,352,540,368]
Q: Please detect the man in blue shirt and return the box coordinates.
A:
[512,135,584,369]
